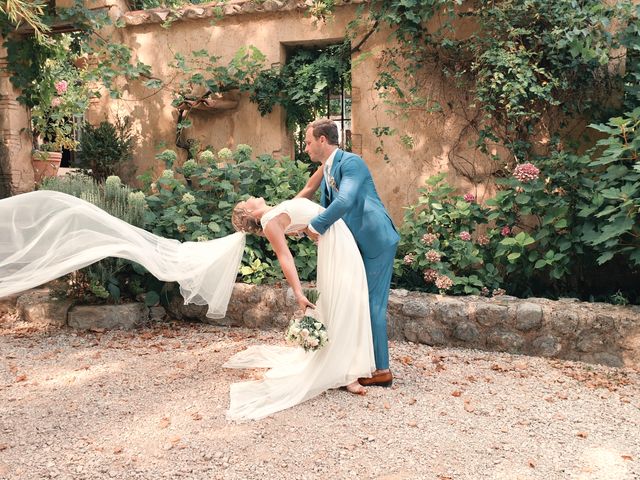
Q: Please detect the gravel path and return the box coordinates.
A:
[1,314,639,480]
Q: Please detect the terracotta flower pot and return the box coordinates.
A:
[32,151,63,183]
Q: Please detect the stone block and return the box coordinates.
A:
[149,306,167,323]
[453,321,480,343]
[166,295,208,321]
[515,303,543,331]
[242,307,273,329]
[434,298,467,327]
[576,332,606,353]
[531,335,562,357]
[68,303,148,330]
[486,329,524,352]
[403,318,446,346]
[547,310,581,336]
[580,352,623,368]
[402,299,432,318]
[475,303,509,328]
[16,290,73,327]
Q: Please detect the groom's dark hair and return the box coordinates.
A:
[308,118,339,146]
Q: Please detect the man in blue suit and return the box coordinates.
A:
[297,118,399,387]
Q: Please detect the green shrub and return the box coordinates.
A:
[144,145,318,284]
[79,117,134,182]
[395,136,640,303]
[41,174,161,306]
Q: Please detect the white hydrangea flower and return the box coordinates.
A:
[161,169,174,179]
[217,147,233,161]
[105,175,122,187]
[182,192,195,204]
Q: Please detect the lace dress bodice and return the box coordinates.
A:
[260,198,324,233]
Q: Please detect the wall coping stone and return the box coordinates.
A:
[120,0,365,27]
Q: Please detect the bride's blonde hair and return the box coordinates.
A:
[231,203,263,235]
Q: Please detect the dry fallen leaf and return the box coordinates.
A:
[399,355,413,365]
[407,421,417,428]
[191,413,202,421]
[159,417,171,429]
[113,447,123,454]
[577,432,588,438]
[383,402,391,410]
[0,444,8,451]
[451,390,462,397]
[528,460,536,468]
[622,455,633,461]
[407,398,417,405]
[15,374,27,382]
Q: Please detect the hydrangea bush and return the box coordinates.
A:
[143,145,318,284]
[395,129,640,303]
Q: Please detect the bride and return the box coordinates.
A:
[0,190,374,420]
[226,196,374,420]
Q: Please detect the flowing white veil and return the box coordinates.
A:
[0,190,245,318]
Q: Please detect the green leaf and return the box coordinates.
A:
[507,252,521,262]
[144,291,160,307]
[534,259,547,269]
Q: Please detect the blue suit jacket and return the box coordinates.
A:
[310,149,399,259]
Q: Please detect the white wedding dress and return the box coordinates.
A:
[224,198,375,421]
[0,192,374,421]
[0,190,245,319]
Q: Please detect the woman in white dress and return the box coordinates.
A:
[226,196,375,420]
[0,190,374,421]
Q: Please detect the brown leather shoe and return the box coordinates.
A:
[358,370,393,387]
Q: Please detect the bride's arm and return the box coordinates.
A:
[295,167,323,200]
[263,214,314,311]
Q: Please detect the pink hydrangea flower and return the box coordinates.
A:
[403,254,415,265]
[50,97,62,107]
[463,193,475,203]
[459,231,471,241]
[435,274,453,291]
[421,233,438,245]
[513,162,540,183]
[426,249,441,263]
[500,226,511,237]
[423,269,438,283]
[55,80,68,95]
[477,234,490,246]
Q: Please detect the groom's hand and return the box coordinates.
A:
[304,227,319,243]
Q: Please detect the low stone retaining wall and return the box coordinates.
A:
[3,284,639,369]
[168,284,640,369]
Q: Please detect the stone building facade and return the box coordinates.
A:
[0,0,487,222]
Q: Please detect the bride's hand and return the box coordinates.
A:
[295,293,315,311]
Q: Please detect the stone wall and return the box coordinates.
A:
[4,283,638,369]
[167,284,640,369]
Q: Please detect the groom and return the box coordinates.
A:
[297,118,399,387]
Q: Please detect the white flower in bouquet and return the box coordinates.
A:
[284,289,328,352]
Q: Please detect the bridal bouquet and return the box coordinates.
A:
[286,289,328,352]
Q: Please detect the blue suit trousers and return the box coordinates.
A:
[363,240,398,370]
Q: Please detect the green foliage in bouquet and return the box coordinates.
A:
[285,289,327,352]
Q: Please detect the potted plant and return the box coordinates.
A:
[29,43,91,181]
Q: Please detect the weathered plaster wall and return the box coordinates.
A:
[91,1,492,223]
